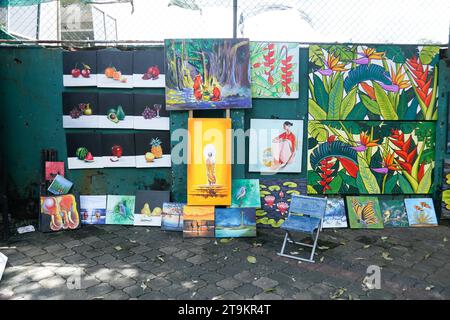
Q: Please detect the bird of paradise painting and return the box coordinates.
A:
[187,118,231,205]
[307,121,435,195]
[165,38,252,110]
[404,198,438,227]
[250,42,299,98]
[308,45,439,121]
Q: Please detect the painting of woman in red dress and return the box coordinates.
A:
[271,121,297,170]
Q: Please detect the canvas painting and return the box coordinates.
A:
[161,202,185,231]
[258,179,307,228]
[442,158,450,219]
[165,38,252,110]
[250,42,299,99]
[102,133,136,168]
[134,131,171,168]
[183,205,215,238]
[97,49,133,88]
[323,198,348,228]
[62,92,99,128]
[308,45,439,121]
[307,121,435,195]
[106,195,135,225]
[47,175,73,195]
[66,133,103,169]
[99,93,134,129]
[187,118,231,205]
[405,198,438,227]
[133,94,169,130]
[134,190,170,226]
[45,161,64,181]
[379,198,409,227]
[346,196,384,229]
[133,48,165,88]
[231,179,261,208]
[80,195,107,225]
[40,194,80,232]
[63,51,97,87]
[249,119,303,173]
[215,208,256,238]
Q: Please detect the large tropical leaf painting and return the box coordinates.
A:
[308,45,440,120]
[307,121,435,195]
[250,42,299,99]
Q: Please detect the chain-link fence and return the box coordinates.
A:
[0,0,449,45]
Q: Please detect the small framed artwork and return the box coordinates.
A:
[97,49,133,88]
[66,133,103,169]
[215,208,256,238]
[183,205,215,238]
[346,196,384,229]
[99,93,134,129]
[40,195,80,232]
[106,195,135,225]
[45,161,65,181]
[133,48,165,88]
[404,198,438,227]
[62,51,97,87]
[80,195,107,225]
[62,92,99,128]
[47,175,73,195]
[102,133,136,168]
[161,202,185,232]
[133,94,169,130]
[134,131,171,168]
[379,198,409,228]
[323,198,348,228]
[134,190,170,226]
[231,179,261,208]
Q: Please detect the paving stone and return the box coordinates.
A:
[102,290,131,300]
[253,292,283,300]
[215,291,245,300]
[85,283,115,297]
[252,276,279,290]
[38,276,67,289]
[186,254,209,265]
[147,277,172,290]
[234,283,263,297]
[234,270,258,283]
[140,291,169,300]
[159,246,180,255]
[216,278,242,290]
[110,276,136,289]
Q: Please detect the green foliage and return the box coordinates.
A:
[343,64,391,92]
[328,74,344,120]
[419,46,440,65]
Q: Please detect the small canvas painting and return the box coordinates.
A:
[45,162,64,181]
[102,133,136,168]
[215,208,256,238]
[97,49,133,88]
[66,133,103,169]
[161,202,185,231]
[134,131,171,168]
[63,51,97,87]
[106,195,135,225]
[379,198,409,227]
[40,194,80,232]
[249,119,303,173]
[346,196,384,229]
[99,93,134,129]
[48,175,73,195]
[183,205,215,238]
[62,92,99,128]
[133,94,169,130]
[441,158,450,219]
[80,195,107,225]
[231,179,261,208]
[404,198,438,227]
[133,48,165,88]
[134,190,170,226]
[323,198,348,228]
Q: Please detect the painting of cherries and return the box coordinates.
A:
[63,51,97,87]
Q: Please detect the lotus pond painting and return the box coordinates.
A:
[165,38,252,110]
[215,208,256,238]
[250,42,299,99]
[308,45,439,121]
[346,196,384,229]
[307,121,435,195]
[379,198,409,227]
[404,198,438,227]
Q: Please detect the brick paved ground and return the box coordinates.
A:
[1,223,450,300]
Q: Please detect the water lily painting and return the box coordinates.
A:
[307,121,435,195]
[250,42,299,98]
[165,38,252,110]
[308,45,439,121]
[404,198,438,227]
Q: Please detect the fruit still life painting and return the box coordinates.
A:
[76,147,94,162]
[40,194,80,232]
[165,38,252,110]
[63,51,97,87]
[346,196,384,229]
[106,195,135,225]
[106,105,126,124]
[404,198,438,227]
[134,190,170,226]
[104,66,127,83]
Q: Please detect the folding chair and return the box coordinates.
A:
[277,195,327,263]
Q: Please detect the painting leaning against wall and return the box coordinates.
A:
[308,45,440,121]
[307,121,435,195]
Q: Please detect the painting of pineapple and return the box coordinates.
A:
[150,138,163,159]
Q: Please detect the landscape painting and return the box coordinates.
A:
[133,94,169,130]
[161,202,185,231]
[249,119,303,173]
[80,195,107,225]
[133,48,165,88]
[134,131,171,168]
[379,198,409,227]
[307,121,435,195]
[323,197,348,228]
[62,92,99,128]
[66,133,103,169]
[134,190,170,226]
[39,194,80,232]
[346,196,384,229]
[215,208,256,238]
[99,93,134,129]
[97,49,133,88]
[250,42,299,98]
[63,51,97,87]
[183,205,215,238]
[308,45,439,120]
[106,195,135,225]
[231,179,261,208]
[165,38,252,110]
[405,198,438,227]
[257,179,307,228]
[187,118,231,206]
[102,133,136,168]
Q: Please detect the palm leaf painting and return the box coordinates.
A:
[307,121,435,195]
[308,45,439,120]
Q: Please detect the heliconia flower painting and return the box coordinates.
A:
[165,38,252,110]
[250,42,299,99]
[307,121,435,195]
[308,45,440,120]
